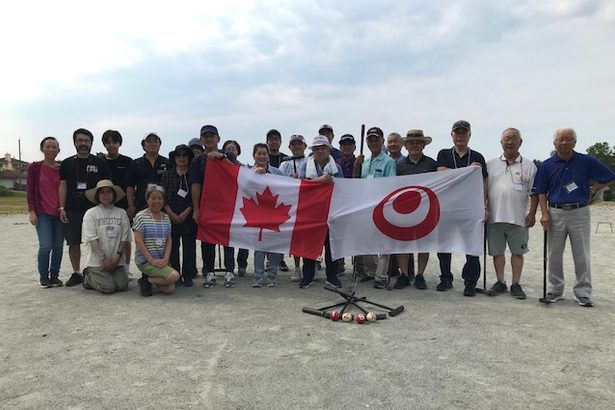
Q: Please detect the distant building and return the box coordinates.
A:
[0,153,29,190]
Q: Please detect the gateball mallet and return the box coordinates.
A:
[538,230,551,304]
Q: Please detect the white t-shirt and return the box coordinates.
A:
[82,204,132,267]
[487,154,537,227]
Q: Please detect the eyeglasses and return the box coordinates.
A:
[555,138,575,143]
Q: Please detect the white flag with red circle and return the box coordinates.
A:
[327,167,485,259]
[198,160,333,259]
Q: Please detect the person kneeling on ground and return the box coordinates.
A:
[133,185,180,296]
[81,180,132,294]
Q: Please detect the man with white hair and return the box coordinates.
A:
[386,132,406,164]
[486,128,538,299]
[532,128,615,307]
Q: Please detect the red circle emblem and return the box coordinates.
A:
[372,186,440,240]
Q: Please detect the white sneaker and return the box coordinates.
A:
[203,272,216,288]
[224,271,235,288]
[291,267,302,282]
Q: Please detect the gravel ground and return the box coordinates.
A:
[1,207,615,409]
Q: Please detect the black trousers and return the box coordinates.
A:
[437,253,480,285]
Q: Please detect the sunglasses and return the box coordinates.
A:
[175,152,190,157]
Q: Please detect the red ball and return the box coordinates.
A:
[329,311,340,321]
[355,314,366,324]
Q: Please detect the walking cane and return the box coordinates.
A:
[476,222,487,294]
[538,230,550,304]
[351,125,366,285]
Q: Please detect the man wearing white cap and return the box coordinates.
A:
[298,135,344,289]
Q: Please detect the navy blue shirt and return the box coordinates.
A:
[532,151,615,204]
[125,154,169,211]
[188,150,237,187]
[335,156,356,178]
[436,147,488,178]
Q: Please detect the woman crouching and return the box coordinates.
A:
[82,180,132,294]
[133,185,180,296]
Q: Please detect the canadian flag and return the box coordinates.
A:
[327,167,485,259]
[198,160,333,259]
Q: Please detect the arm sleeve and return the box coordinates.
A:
[121,210,132,242]
[132,213,145,234]
[125,160,137,188]
[26,162,37,212]
[531,162,547,194]
[81,208,99,243]
[589,157,615,183]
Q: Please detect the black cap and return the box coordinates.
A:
[339,134,355,144]
[451,120,471,132]
[319,124,333,133]
[266,129,281,139]
[200,125,219,136]
[366,127,384,139]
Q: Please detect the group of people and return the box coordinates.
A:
[26,122,615,307]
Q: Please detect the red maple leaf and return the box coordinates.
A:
[240,187,292,241]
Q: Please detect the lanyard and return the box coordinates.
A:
[451,148,471,169]
[505,156,523,185]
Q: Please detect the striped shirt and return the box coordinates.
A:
[133,209,171,265]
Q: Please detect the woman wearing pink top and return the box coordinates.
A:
[27,137,64,288]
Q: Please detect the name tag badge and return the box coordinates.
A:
[513,183,525,192]
[106,226,118,238]
[77,182,87,190]
[155,238,164,246]
[177,188,188,198]
[564,181,578,193]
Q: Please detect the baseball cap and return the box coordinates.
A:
[451,120,471,132]
[289,134,306,145]
[339,134,355,144]
[141,132,161,142]
[188,138,204,150]
[266,129,281,139]
[319,124,333,133]
[200,125,219,136]
[366,127,384,139]
[309,135,331,149]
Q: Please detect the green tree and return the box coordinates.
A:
[586,142,615,201]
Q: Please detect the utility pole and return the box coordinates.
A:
[18,139,22,189]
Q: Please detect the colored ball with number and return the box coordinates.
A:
[329,311,340,321]
[342,312,353,322]
[366,312,377,321]
[355,313,366,324]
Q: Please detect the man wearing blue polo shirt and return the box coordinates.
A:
[436,120,488,297]
[533,128,615,307]
[353,126,396,288]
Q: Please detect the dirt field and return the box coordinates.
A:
[1,206,615,409]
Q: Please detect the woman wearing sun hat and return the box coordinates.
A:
[160,144,197,286]
[81,179,132,294]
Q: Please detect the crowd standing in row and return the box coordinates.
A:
[26,122,615,307]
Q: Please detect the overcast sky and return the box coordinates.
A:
[1,0,614,164]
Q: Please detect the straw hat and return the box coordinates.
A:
[403,129,432,145]
[85,179,126,204]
